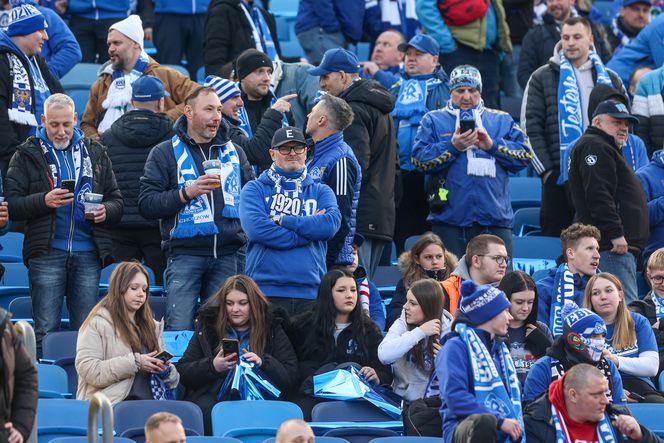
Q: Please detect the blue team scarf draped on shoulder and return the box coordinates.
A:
[240,0,278,60]
[549,263,576,337]
[557,50,611,185]
[455,323,525,443]
[652,293,664,319]
[551,403,617,443]
[237,95,288,139]
[392,77,441,123]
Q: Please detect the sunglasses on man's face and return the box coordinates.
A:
[275,145,307,155]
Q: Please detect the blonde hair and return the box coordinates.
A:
[647,247,664,273]
[584,272,635,351]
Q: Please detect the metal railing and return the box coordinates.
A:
[88,392,114,443]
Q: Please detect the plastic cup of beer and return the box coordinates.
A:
[84,193,103,220]
[202,159,222,189]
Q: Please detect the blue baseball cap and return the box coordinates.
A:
[398,34,440,56]
[307,48,360,76]
[622,0,651,7]
[131,75,170,102]
[592,100,639,123]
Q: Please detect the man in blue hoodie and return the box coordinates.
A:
[6,93,123,354]
[536,223,601,336]
[239,126,341,316]
[637,150,664,265]
[138,86,253,330]
[436,280,524,443]
[390,34,450,253]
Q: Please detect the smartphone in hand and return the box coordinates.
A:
[61,180,75,192]
[154,350,174,362]
[459,119,475,133]
[222,339,240,359]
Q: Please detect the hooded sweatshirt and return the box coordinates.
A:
[548,375,599,442]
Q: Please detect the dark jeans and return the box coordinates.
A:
[154,13,205,79]
[432,223,512,260]
[68,16,120,63]
[28,249,101,355]
[453,413,499,443]
[268,298,315,318]
[623,377,664,403]
[540,170,575,237]
[394,170,431,255]
[165,251,246,330]
[440,44,501,109]
[112,228,166,285]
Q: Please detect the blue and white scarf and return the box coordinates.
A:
[150,366,175,401]
[98,51,150,134]
[549,263,576,337]
[610,17,632,56]
[170,134,219,239]
[8,53,47,129]
[557,50,612,184]
[551,404,617,443]
[445,99,496,178]
[240,0,278,60]
[455,323,525,443]
[652,292,664,319]
[40,134,93,225]
[392,77,440,124]
[237,95,288,139]
[217,141,242,218]
[266,164,307,217]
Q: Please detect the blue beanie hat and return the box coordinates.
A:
[204,75,241,104]
[8,0,47,37]
[561,301,606,338]
[458,280,511,326]
[449,64,482,92]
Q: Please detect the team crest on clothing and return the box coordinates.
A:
[484,393,511,417]
[309,166,326,180]
[400,81,424,105]
[585,155,597,166]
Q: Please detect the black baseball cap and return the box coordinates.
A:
[271,126,307,148]
[592,100,639,123]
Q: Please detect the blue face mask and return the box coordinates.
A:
[582,337,606,362]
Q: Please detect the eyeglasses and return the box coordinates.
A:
[477,254,510,265]
[649,275,664,285]
[274,145,307,155]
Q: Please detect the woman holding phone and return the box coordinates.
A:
[177,275,297,433]
[75,262,179,404]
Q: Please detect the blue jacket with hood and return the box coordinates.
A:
[138,115,253,258]
[390,67,450,171]
[536,267,591,326]
[239,166,341,300]
[153,0,210,14]
[294,0,365,43]
[637,149,664,263]
[67,0,131,20]
[411,107,533,228]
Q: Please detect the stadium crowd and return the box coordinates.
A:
[3,0,664,441]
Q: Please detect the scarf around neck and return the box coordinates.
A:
[651,292,664,319]
[98,51,150,134]
[237,94,288,139]
[7,51,48,129]
[240,0,278,60]
[550,263,576,337]
[392,76,440,124]
[557,50,612,184]
[445,99,495,178]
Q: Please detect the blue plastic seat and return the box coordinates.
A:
[211,401,303,437]
[148,296,167,322]
[511,235,561,275]
[37,399,91,443]
[509,177,542,210]
[162,64,190,77]
[37,363,70,398]
[323,428,398,443]
[373,267,401,291]
[50,438,134,443]
[42,330,79,395]
[188,438,244,443]
[1,262,28,286]
[513,207,541,236]
[0,231,24,262]
[626,404,664,436]
[59,63,102,90]
[9,297,70,325]
[264,438,348,443]
[114,400,205,442]
[224,427,278,443]
[369,438,443,443]
[162,330,195,363]
[312,401,394,422]
[100,263,157,286]
[67,89,90,126]
[0,286,30,309]
[403,235,422,253]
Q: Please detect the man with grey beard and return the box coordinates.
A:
[5,93,123,356]
[80,14,199,140]
[568,100,649,305]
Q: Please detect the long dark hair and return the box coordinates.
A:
[303,269,371,359]
[81,261,159,353]
[203,274,270,355]
[408,279,445,371]
[498,271,538,326]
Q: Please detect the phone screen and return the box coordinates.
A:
[61,180,75,192]
[459,119,475,133]
[154,350,173,362]
[222,339,239,357]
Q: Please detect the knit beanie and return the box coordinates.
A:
[235,49,273,81]
[458,280,511,326]
[8,0,47,37]
[561,301,606,339]
[449,64,482,92]
[109,15,144,49]
[205,75,241,104]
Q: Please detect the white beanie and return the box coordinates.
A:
[109,14,144,49]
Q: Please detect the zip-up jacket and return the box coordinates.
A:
[412,107,533,228]
[153,0,210,14]
[239,166,341,300]
[67,0,132,20]
[294,0,365,43]
[636,149,664,261]
[5,135,123,267]
[138,115,253,257]
[307,132,362,267]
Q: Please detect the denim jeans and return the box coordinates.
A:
[296,27,346,65]
[28,249,101,354]
[599,250,638,304]
[165,250,246,330]
[358,238,390,281]
[432,224,513,260]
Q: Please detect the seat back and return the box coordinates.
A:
[113,400,205,438]
[508,177,542,210]
[2,262,28,286]
[59,63,102,89]
[37,399,90,443]
[369,438,444,443]
[512,207,541,236]
[211,401,303,437]
[264,438,349,443]
[223,427,278,443]
[42,331,78,361]
[37,363,70,398]
[511,235,561,275]
[323,428,398,443]
[187,438,244,443]
[0,231,24,262]
[312,401,394,422]
[626,404,664,436]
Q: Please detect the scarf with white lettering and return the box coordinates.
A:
[445,99,495,178]
[652,292,664,319]
[240,0,278,60]
[7,53,46,128]
[557,50,611,184]
[550,263,576,337]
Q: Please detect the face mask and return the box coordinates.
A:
[582,337,606,362]
[423,268,446,281]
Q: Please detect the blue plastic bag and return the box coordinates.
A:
[218,356,281,401]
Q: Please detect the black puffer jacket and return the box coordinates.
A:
[203,0,281,76]
[0,36,63,166]
[102,109,173,228]
[522,46,625,176]
[138,115,253,257]
[517,12,612,90]
[629,292,664,374]
[341,79,397,242]
[177,304,297,431]
[5,136,123,266]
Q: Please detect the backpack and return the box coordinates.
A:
[436,0,489,27]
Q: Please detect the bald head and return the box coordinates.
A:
[275,420,314,443]
[144,412,186,443]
